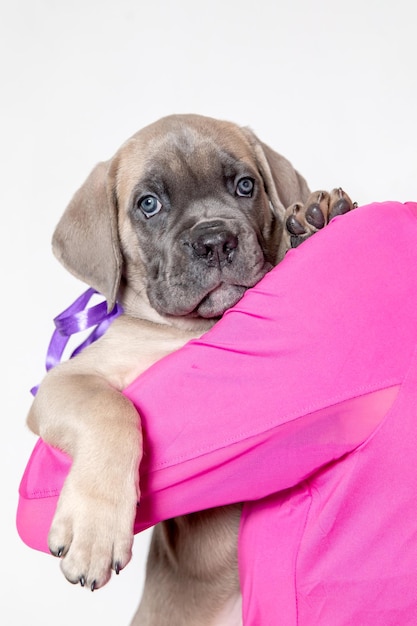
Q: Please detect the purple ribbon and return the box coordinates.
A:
[31,288,123,395]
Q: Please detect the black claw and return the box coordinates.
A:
[305,204,325,229]
[91,580,96,592]
[56,546,65,558]
[79,576,85,587]
[286,215,306,236]
[114,561,121,575]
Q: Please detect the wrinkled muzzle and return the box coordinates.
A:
[147,218,272,319]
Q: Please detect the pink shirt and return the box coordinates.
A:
[18,201,417,624]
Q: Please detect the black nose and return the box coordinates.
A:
[190,224,238,266]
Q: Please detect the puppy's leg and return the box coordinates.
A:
[131,507,242,626]
[27,316,195,590]
[278,188,356,256]
[29,367,141,590]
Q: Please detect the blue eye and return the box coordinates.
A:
[139,195,162,218]
[236,177,254,197]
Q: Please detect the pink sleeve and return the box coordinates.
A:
[125,200,417,529]
[17,201,417,549]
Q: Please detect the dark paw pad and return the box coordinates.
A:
[305,203,326,229]
[281,188,356,255]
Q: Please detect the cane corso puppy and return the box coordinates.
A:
[27,114,353,625]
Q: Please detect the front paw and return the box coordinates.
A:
[281,188,356,254]
[48,462,139,590]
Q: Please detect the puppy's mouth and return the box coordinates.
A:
[191,283,248,319]
[182,262,273,319]
[150,254,274,321]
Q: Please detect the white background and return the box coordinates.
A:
[1,0,416,623]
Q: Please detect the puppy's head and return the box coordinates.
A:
[53,114,309,322]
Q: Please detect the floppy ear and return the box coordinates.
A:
[52,160,123,311]
[242,128,310,220]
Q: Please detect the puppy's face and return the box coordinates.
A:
[52,114,309,323]
[115,117,278,319]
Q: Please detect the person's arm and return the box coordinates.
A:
[126,201,417,530]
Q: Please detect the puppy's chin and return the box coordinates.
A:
[193,284,248,319]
